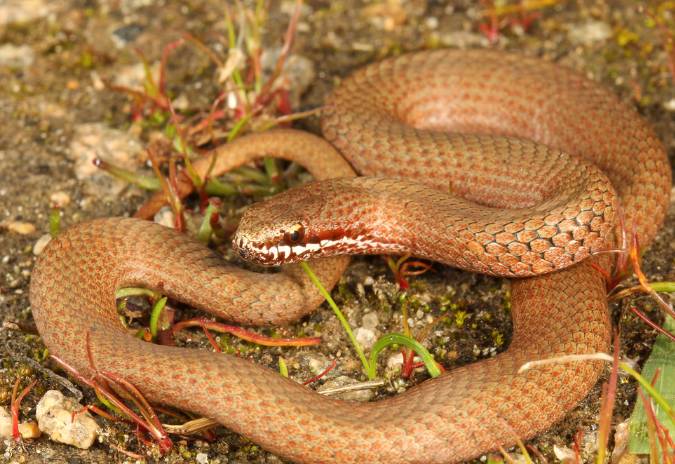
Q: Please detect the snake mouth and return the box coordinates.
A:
[234,232,407,266]
[233,235,320,266]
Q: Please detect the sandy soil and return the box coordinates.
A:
[0,1,673,463]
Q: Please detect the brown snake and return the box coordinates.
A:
[30,50,670,462]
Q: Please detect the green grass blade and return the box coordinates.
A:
[367,333,441,380]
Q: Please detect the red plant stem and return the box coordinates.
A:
[303,359,337,385]
[159,38,185,97]
[629,307,675,343]
[400,348,416,379]
[201,326,222,352]
[110,443,146,460]
[170,318,321,347]
[597,333,620,457]
[572,429,583,463]
[75,404,118,422]
[10,378,37,441]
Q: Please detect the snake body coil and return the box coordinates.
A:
[30,50,670,463]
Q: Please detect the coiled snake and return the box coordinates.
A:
[30,50,670,462]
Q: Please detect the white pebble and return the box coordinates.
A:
[33,233,52,256]
[354,327,376,349]
[36,390,99,449]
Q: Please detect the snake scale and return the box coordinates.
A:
[30,50,670,462]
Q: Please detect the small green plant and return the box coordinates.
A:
[300,261,441,380]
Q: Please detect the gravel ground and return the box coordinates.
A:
[0,1,673,463]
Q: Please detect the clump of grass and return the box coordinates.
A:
[300,261,441,380]
[100,0,309,230]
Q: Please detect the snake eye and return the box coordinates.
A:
[284,223,305,244]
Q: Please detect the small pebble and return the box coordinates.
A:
[305,355,331,376]
[0,44,35,68]
[361,312,379,330]
[49,191,71,208]
[36,390,99,449]
[354,327,376,349]
[1,220,36,235]
[154,207,175,228]
[553,445,576,461]
[68,123,144,198]
[260,50,315,109]
[0,0,54,25]
[567,21,611,45]
[387,352,404,369]
[33,234,52,256]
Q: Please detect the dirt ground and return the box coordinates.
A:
[0,0,673,463]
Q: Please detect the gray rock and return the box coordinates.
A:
[354,326,376,349]
[261,49,316,109]
[68,123,144,198]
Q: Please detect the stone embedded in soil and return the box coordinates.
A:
[0,44,35,69]
[112,62,160,90]
[68,123,144,199]
[0,0,55,25]
[567,21,612,45]
[354,326,377,349]
[260,49,316,109]
[439,31,489,48]
[49,191,71,208]
[305,354,332,376]
[35,390,99,449]
[1,220,36,235]
[361,311,379,330]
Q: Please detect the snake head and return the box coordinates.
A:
[233,179,353,266]
[233,178,401,266]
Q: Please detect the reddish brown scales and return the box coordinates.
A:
[30,50,671,464]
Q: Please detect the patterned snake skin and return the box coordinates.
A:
[30,50,670,463]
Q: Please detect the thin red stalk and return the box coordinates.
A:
[10,378,37,441]
[597,333,620,459]
[256,0,302,100]
[302,359,337,385]
[110,443,146,460]
[170,318,321,347]
[182,32,224,68]
[106,83,170,114]
[400,348,416,379]
[629,306,675,342]
[572,429,583,463]
[526,444,547,463]
[99,371,168,443]
[638,387,663,461]
[147,145,184,231]
[75,404,118,422]
[201,326,223,352]
[158,38,185,97]
[56,333,173,453]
